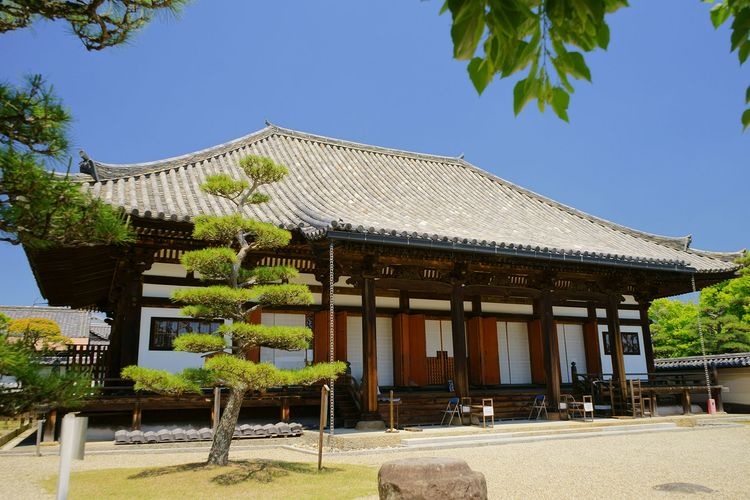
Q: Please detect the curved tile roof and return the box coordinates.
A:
[655,353,750,370]
[78,125,742,273]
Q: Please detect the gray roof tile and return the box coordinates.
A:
[79,125,742,273]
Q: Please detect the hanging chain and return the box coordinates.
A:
[329,241,335,436]
[691,274,713,403]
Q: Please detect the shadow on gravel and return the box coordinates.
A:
[128,459,344,486]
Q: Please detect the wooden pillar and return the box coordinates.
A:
[313,310,330,364]
[583,305,602,375]
[450,283,469,398]
[132,401,142,430]
[335,312,347,361]
[639,301,655,374]
[361,276,379,417]
[393,314,410,386]
[280,397,290,423]
[606,295,628,398]
[408,314,428,385]
[245,308,262,362]
[481,317,500,385]
[527,319,546,384]
[535,292,560,413]
[467,317,483,385]
[43,409,57,442]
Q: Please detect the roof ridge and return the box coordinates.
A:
[80,124,464,182]
[268,124,464,164]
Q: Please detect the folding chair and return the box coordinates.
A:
[581,395,595,422]
[440,397,461,425]
[528,395,548,420]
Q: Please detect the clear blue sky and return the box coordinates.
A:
[1,1,747,307]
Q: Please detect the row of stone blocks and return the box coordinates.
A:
[114,422,303,444]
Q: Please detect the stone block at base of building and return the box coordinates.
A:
[378,457,487,499]
[355,420,386,431]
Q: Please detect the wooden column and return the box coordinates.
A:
[527,319,546,384]
[449,283,469,398]
[639,301,655,375]
[245,308,262,362]
[606,295,627,398]
[481,317,500,385]
[583,305,602,375]
[313,310,330,364]
[335,312,347,361]
[361,276,379,417]
[392,314,410,386]
[535,292,560,412]
[467,317,483,385]
[408,314,428,385]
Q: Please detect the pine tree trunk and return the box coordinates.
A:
[207,387,246,466]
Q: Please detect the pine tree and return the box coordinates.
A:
[123,155,344,466]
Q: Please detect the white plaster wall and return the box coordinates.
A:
[481,303,533,315]
[137,307,208,373]
[142,283,199,298]
[497,321,531,384]
[552,306,588,318]
[143,263,186,277]
[598,325,647,376]
[720,369,750,405]
[345,315,394,386]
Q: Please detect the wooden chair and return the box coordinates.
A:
[528,395,548,420]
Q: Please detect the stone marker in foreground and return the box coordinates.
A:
[378,457,487,499]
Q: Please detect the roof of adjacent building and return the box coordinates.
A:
[655,353,750,370]
[0,305,110,342]
[77,124,742,273]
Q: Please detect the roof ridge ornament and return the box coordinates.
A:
[78,149,99,181]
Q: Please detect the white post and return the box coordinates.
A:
[57,413,87,500]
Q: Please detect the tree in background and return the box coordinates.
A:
[0,313,92,416]
[442,0,750,129]
[123,155,345,466]
[0,0,187,50]
[1,1,186,249]
[7,317,71,350]
[650,253,750,357]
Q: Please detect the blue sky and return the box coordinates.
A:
[1,0,747,307]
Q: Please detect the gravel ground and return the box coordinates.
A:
[2,424,749,499]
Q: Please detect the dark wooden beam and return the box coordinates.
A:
[450,283,470,398]
[361,276,379,418]
[535,291,560,413]
[606,295,627,399]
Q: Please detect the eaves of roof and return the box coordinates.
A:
[655,353,750,370]
[77,124,744,275]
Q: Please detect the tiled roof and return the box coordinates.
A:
[655,353,750,370]
[0,306,110,341]
[78,125,742,273]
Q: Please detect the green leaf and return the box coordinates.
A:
[449,0,487,60]
[513,78,532,115]
[173,333,227,353]
[550,87,571,122]
[565,51,592,81]
[710,3,731,28]
[745,85,750,104]
[739,40,750,64]
[742,108,750,131]
[596,22,610,49]
[468,57,494,94]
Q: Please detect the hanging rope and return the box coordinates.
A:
[329,241,335,436]
[691,274,713,403]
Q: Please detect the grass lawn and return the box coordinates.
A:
[42,459,379,499]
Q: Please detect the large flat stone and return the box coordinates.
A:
[378,457,487,499]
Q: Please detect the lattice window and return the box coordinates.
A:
[149,317,223,351]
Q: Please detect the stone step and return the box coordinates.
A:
[401,422,679,449]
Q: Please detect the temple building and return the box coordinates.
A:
[24,124,742,424]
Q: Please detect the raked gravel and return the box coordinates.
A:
[2,423,749,499]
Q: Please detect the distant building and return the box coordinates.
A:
[0,306,110,347]
[656,353,750,412]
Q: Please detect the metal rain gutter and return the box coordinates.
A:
[325,230,695,274]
